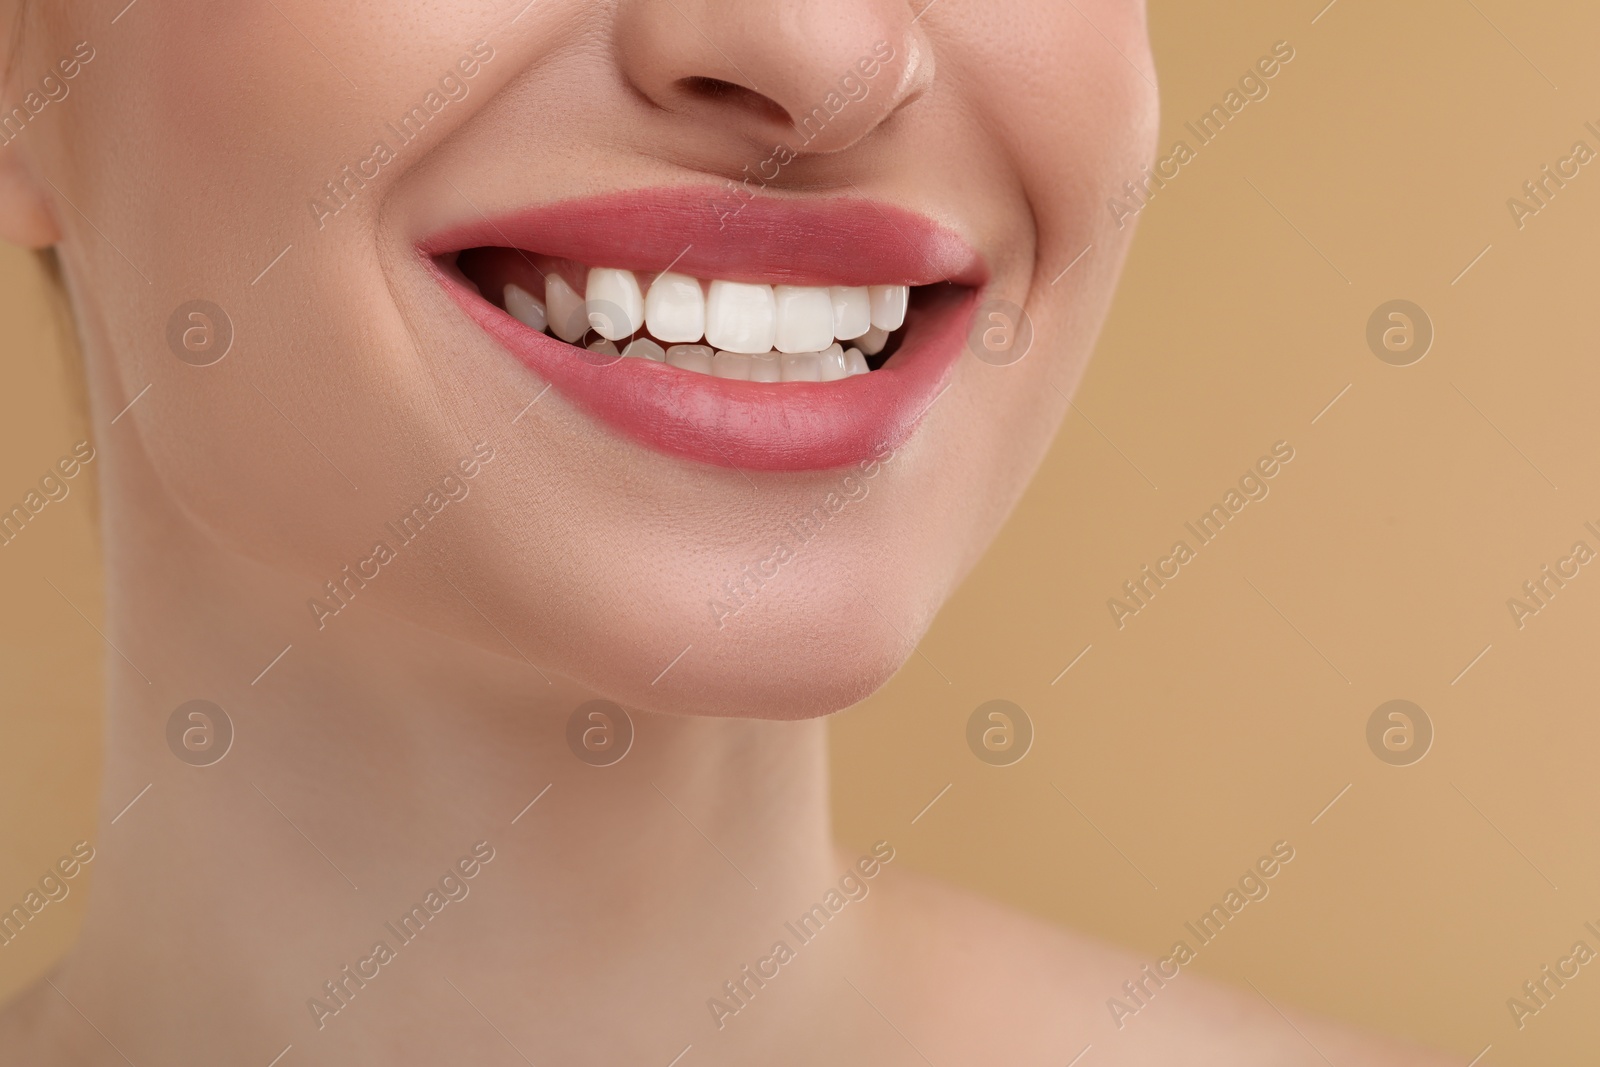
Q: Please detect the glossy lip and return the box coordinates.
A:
[422,187,986,471]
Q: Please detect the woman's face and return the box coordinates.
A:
[7,0,1155,717]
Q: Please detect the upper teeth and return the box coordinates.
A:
[501,267,907,380]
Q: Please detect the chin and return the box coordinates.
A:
[642,617,917,721]
[517,556,940,721]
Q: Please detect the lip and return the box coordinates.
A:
[423,187,986,472]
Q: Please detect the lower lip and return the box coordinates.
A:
[432,262,977,472]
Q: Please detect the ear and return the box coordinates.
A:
[0,1,61,249]
[0,152,59,248]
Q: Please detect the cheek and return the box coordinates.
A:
[899,7,1157,564]
[951,1,1159,266]
[77,3,506,586]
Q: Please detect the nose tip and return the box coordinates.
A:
[615,0,931,156]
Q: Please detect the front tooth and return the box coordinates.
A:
[586,268,644,340]
[749,352,781,382]
[705,281,776,354]
[774,286,835,354]
[829,287,871,341]
[504,283,548,333]
[844,347,870,376]
[622,338,666,361]
[712,351,753,380]
[868,285,908,331]
[644,271,706,344]
[816,343,849,382]
[545,274,588,342]
[586,338,619,358]
[780,351,822,382]
[665,344,714,374]
[857,324,890,355]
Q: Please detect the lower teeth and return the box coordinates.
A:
[580,339,867,381]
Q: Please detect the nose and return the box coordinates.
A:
[614,0,931,156]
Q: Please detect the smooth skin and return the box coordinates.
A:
[0,0,1452,1062]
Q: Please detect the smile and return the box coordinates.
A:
[423,187,986,471]
[459,252,911,380]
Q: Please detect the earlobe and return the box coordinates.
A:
[0,152,60,248]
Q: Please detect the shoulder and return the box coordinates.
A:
[859,864,1455,1066]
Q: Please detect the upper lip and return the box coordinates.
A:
[423,185,987,472]
[419,186,987,288]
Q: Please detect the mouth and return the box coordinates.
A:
[423,188,986,471]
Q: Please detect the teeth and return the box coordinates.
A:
[749,351,782,382]
[545,274,588,343]
[869,285,908,331]
[506,266,900,381]
[829,286,871,341]
[622,338,665,361]
[774,285,835,354]
[712,351,753,380]
[705,280,777,354]
[644,271,706,344]
[816,343,849,382]
[586,267,644,340]
[504,284,548,333]
[665,344,714,374]
[857,324,890,356]
[780,351,822,382]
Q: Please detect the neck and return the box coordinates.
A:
[32,430,849,1064]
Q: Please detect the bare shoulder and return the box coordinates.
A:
[859,864,1455,1067]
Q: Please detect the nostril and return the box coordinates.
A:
[677,76,793,128]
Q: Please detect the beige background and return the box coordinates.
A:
[5,0,1599,1060]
